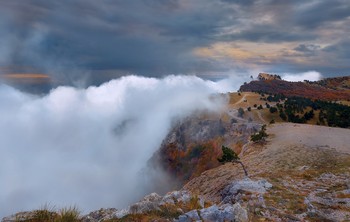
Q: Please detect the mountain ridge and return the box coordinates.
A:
[240,75,350,101]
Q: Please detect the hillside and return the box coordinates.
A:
[314,76,350,90]
[239,76,350,101]
[184,123,350,221]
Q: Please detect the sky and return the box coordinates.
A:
[0,0,349,87]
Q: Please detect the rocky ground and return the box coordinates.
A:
[184,123,350,221]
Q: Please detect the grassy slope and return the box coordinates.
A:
[184,123,350,221]
[228,92,349,125]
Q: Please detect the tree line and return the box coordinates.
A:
[267,95,350,128]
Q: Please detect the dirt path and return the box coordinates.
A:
[233,93,247,106]
[229,92,267,124]
[256,110,267,123]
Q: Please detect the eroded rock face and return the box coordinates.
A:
[1,210,58,222]
[160,190,192,206]
[152,115,260,182]
[81,208,118,222]
[222,178,273,204]
[257,73,282,81]
[128,192,162,214]
[2,211,37,222]
[176,203,248,222]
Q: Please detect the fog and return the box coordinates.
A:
[0,75,242,217]
[281,71,323,82]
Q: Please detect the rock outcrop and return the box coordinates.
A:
[257,73,282,81]
[81,190,196,221]
[222,178,272,204]
[151,114,260,182]
[176,203,248,222]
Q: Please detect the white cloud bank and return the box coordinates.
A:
[0,75,241,217]
[281,71,323,82]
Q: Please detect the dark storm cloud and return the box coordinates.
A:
[294,44,321,56]
[0,0,236,83]
[323,40,350,59]
[0,0,349,84]
[224,25,315,43]
[219,0,255,6]
[295,0,350,29]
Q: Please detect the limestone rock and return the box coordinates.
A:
[176,203,248,222]
[177,210,201,222]
[2,211,36,222]
[232,203,249,222]
[160,190,192,205]
[128,193,162,214]
[222,178,272,204]
[81,208,118,222]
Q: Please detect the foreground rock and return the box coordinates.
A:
[176,203,248,222]
[81,178,270,221]
[222,178,272,205]
[80,191,189,221]
[3,178,261,222]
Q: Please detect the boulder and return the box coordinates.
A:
[2,211,36,222]
[81,208,118,222]
[160,190,192,205]
[222,178,272,204]
[177,210,201,222]
[128,192,162,214]
[176,203,248,222]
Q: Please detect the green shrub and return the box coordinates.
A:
[217,146,239,163]
[238,108,245,117]
[251,125,268,142]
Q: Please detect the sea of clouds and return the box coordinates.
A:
[0,75,244,217]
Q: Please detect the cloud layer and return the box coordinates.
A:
[282,71,323,82]
[0,0,349,84]
[0,75,241,217]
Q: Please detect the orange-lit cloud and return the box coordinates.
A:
[1,74,50,79]
[193,41,327,68]
[0,74,51,85]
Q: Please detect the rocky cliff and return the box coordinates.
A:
[150,113,260,183]
[257,73,282,81]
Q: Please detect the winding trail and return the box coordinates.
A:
[256,110,267,124]
[229,93,267,124]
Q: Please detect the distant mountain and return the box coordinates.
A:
[240,74,350,101]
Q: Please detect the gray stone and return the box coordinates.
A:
[114,208,130,219]
[129,193,162,214]
[232,203,249,222]
[222,178,272,203]
[199,205,220,221]
[160,190,192,206]
[177,210,201,222]
[175,203,248,222]
[2,211,36,222]
[81,208,118,222]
